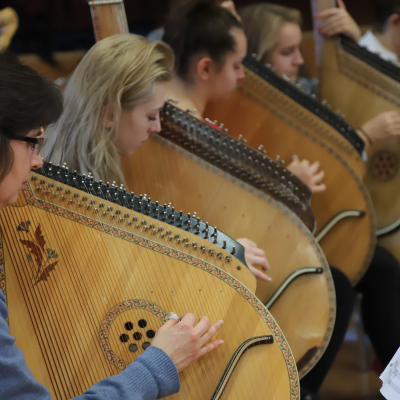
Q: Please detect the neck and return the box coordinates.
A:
[166,75,209,119]
[374,29,400,60]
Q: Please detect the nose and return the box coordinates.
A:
[149,118,162,134]
[236,65,245,81]
[293,49,304,66]
[31,152,44,170]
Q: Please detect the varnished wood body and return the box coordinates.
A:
[122,134,335,378]
[1,173,298,400]
[205,68,376,285]
[88,1,128,41]
[312,0,400,234]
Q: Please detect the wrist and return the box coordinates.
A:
[357,127,373,149]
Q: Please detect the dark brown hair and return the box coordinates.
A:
[0,52,63,182]
[372,0,400,32]
[163,0,242,81]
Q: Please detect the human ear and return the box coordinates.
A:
[389,13,400,29]
[100,104,114,129]
[196,57,214,81]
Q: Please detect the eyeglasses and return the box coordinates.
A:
[17,137,44,155]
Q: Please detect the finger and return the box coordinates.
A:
[337,0,347,10]
[320,13,344,27]
[320,16,345,32]
[247,255,270,270]
[322,23,346,37]
[300,159,310,167]
[292,154,299,161]
[194,315,212,336]
[312,183,327,193]
[318,8,340,19]
[179,313,197,327]
[199,320,224,347]
[196,338,225,359]
[311,169,325,184]
[247,246,266,258]
[248,265,272,282]
[308,161,321,175]
[237,237,257,248]
[158,318,178,334]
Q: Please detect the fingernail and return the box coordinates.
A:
[218,320,224,327]
[292,154,298,160]
[218,340,224,345]
[268,277,273,281]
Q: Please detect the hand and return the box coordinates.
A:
[221,1,241,22]
[315,0,361,42]
[287,156,326,193]
[236,238,271,282]
[151,313,224,373]
[358,111,400,149]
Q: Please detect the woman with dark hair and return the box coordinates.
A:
[0,52,224,400]
[161,3,357,400]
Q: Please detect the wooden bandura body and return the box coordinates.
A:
[1,164,298,400]
[312,0,400,239]
[205,57,377,285]
[120,103,336,378]
[88,0,128,41]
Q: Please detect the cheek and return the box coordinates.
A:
[0,169,22,207]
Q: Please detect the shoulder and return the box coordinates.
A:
[359,30,398,64]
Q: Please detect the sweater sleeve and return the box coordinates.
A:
[0,291,180,400]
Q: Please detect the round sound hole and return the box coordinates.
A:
[370,150,398,181]
[142,342,151,350]
[125,322,134,331]
[138,319,147,328]
[99,300,167,370]
[120,334,129,343]
[146,330,156,339]
[128,344,138,353]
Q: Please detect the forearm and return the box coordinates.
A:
[73,347,180,400]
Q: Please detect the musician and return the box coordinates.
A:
[0,51,224,400]
[241,2,400,146]
[239,2,400,398]
[319,0,400,64]
[43,33,272,283]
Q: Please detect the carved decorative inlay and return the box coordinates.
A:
[99,300,167,369]
[16,221,59,285]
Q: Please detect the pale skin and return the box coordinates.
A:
[316,0,361,42]
[0,128,224,373]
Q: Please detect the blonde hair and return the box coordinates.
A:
[43,34,174,185]
[239,3,301,64]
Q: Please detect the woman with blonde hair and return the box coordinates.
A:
[43,34,174,185]
[43,31,272,283]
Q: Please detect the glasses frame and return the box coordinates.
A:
[16,136,44,154]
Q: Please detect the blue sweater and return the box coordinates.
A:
[0,291,180,400]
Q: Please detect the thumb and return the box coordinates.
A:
[337,0,346,10]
